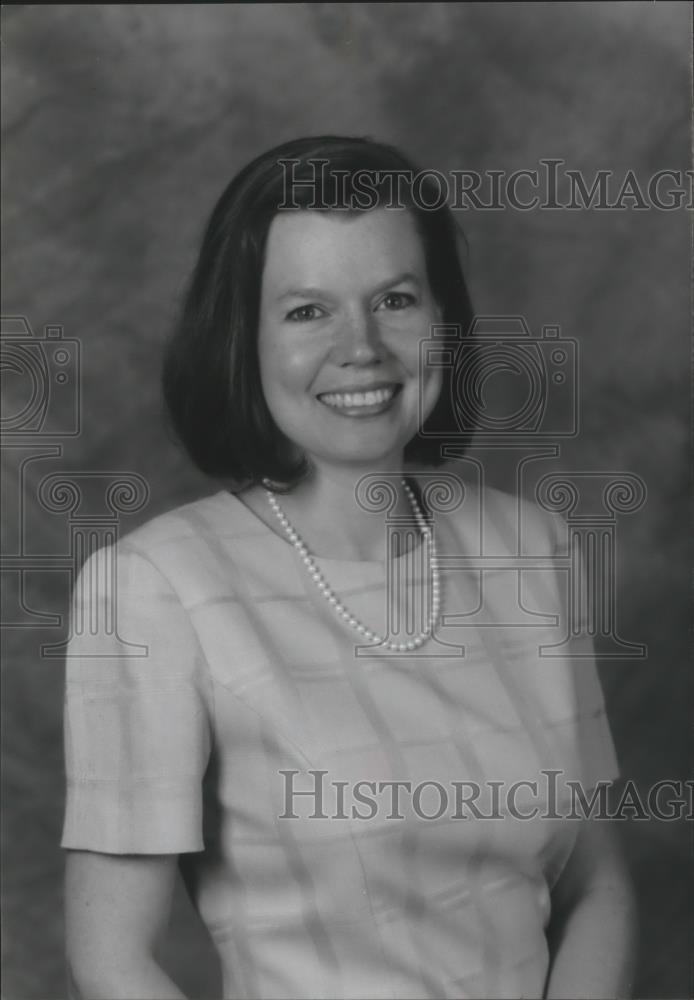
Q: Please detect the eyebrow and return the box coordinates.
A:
[275,271,422,303]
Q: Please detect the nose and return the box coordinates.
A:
[332,307,383,366]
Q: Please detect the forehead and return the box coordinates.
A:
[261,208,427,285]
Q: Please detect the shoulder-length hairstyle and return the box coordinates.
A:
[162,135,476,490]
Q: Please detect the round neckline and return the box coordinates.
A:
[215,487,432,567]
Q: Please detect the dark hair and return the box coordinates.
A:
[162,135,476,489]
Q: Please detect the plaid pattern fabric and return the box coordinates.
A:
[62,485,618,999]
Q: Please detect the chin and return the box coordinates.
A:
[311,440,410,471]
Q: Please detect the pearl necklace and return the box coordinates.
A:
[264,479,440,652]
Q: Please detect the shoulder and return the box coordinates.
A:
[75,489,245,599]
[412,463,559,555]
[118,489,237,556]
[480,482,558,553]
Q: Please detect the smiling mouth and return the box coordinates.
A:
[317,384,401,413]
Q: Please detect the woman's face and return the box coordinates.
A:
[257,207,443,475]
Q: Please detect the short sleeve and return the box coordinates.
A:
[60,541,212,854]
[544,509,620,791]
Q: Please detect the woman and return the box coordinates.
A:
[62,136,635,999]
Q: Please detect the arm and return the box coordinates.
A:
[62,545,212,996]
[65,850,186,999]
[545,819,637,999]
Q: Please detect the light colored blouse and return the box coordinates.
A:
[61,482,619,999]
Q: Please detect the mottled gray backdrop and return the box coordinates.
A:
[1,4,691,998]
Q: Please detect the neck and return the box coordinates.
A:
[248,461,420,562]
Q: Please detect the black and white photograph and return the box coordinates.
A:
[1,3,692,998]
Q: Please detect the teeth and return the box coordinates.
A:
[320,387,396,409]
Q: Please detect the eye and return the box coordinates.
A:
[285,304,326,322]
[377,292,416,311]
